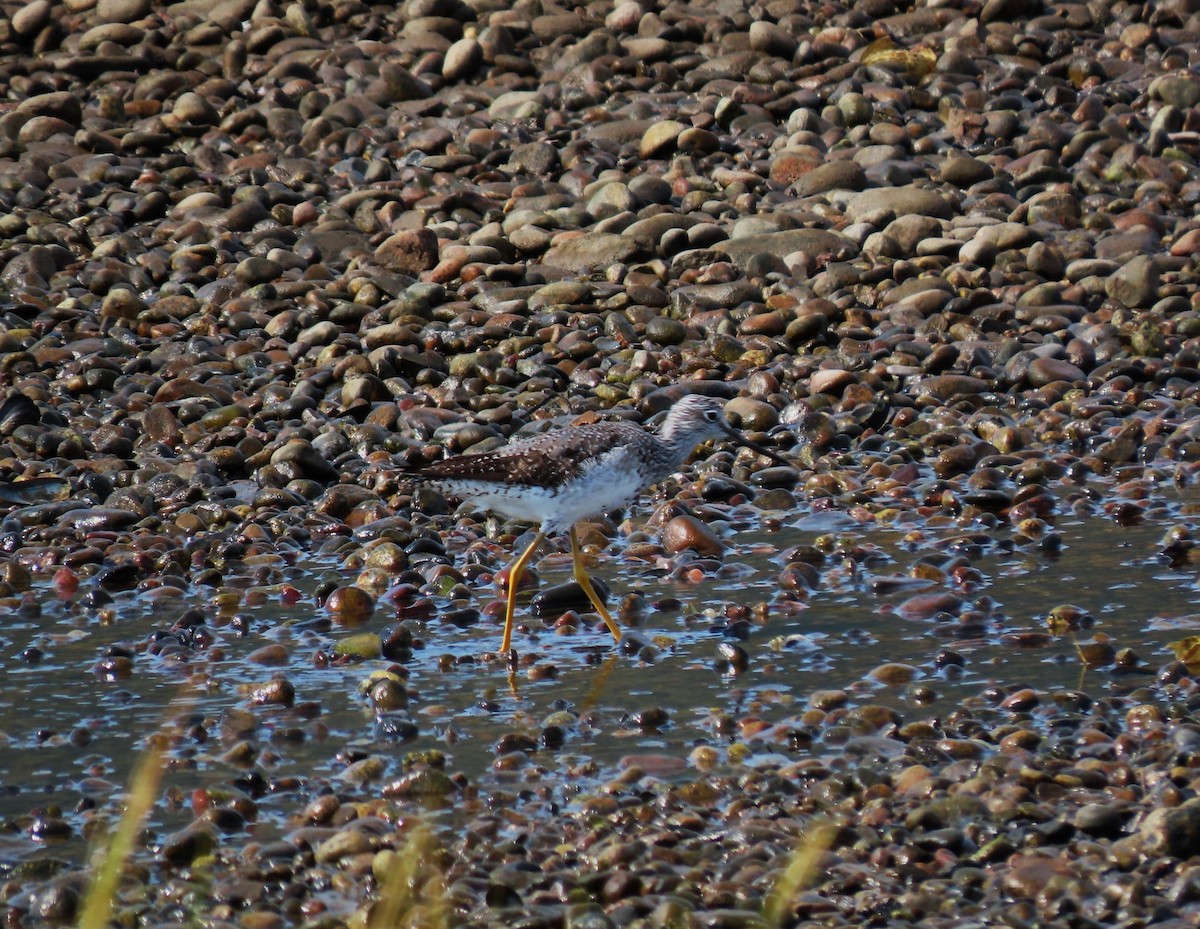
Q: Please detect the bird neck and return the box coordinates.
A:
[657,419,700,470]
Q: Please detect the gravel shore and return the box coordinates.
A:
[3,0,1200,924]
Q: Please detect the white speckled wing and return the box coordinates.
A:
[421,444,651,533]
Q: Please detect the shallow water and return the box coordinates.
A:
[1,475,1198,872]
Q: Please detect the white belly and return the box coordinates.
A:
[439,447,651,534]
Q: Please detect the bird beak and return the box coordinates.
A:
[720,420,792,467]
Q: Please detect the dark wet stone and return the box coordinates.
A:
[25,876,83,921]
[495,732,538,755]
[161,823,218,867]
[1144,799,1200,858]
[236,257,283,286]
[325,586,376,624]
[1026,241,1065,279]
[225,199,272,231]
[95,562,141,591]
[1027,357,1085,386]
[1074,803,1127,838]
[646,316,688,345]
[530,580,610,618]
[172,92,219,127]
[640,120,687,158]
[382,767,458,798]
[0,393,40,433]
[629,706,669,730]
[67,508,140,532]
[916,375,991,400]
[270,439,339,482]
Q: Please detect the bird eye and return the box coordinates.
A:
[704,410,719,422]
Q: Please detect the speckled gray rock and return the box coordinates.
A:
[1107,255,1160,309]
[716,229,856,268]
[542,233,644,272]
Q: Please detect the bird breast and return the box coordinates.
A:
[537,447,650,534]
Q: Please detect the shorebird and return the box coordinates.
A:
[405,395,790,654]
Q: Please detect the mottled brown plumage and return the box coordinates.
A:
[414,420,646,492]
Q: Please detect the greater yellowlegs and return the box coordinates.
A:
[404,395,790,654]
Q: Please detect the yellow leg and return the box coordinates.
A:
[500,531,544,654]
[570,526,623,643]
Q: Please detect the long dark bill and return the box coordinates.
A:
[720,421,792,467]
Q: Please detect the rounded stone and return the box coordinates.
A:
[1106,255,1160,309]
[173,92,219,126]
[939,156,993,187]
[375,229,440,274]
[236,257,284,286]
[661,515,723,557]
[640,120,686,158]
[1027,357,1085,387]
[836,92,872,126]
[12,0,52,37]
[443,37,483,80]
[97,0,151,21]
